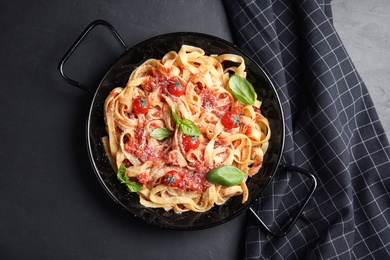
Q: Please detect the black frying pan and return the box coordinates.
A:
[59,20,316,235]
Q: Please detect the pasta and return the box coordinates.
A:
[102,45,270,213]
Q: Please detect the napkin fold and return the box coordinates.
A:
[224,0,390,259]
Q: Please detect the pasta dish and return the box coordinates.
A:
[102,45,270,213]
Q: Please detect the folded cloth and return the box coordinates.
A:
[224,0,390,259]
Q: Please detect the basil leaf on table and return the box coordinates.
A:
[206,165,245,186]
[150,127,173,140]
[116,164,143,192]
[229,73,256,104]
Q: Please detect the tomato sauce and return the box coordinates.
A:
[124,125,165,164]
[137,172,153,184]
[200,88,218,109]
[214,138,229,147]
[200,88,232,117]
[125,140,164,164]
[179,163,212,192]
[142,69,181,95]
[141,77,155,92]
[125,68,229,193]
[253,161,263,167]
[242,124,252,135]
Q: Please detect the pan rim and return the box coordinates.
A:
[86,31,285,230]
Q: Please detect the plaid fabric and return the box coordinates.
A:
[224,0,390,259]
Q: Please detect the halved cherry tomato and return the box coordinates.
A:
[182,135,200,152]
[162,170,183,187]
[168,79,186,96]
[133,96,149,114]
[221,111,241,129]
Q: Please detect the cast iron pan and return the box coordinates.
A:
[59,20,317,234]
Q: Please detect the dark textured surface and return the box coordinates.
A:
[333,0,390,137]
[0,1,247,259]
[223,1,390,258]
[2,1,389,259]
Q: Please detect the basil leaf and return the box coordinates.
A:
[180,118,200,136]
[150,127,173,140]
[171,106,200,136]
[117,164,128,183]
[116,164,143,192]
[229,74,256,104]
[206,165,245,186]
[126,181,143,192]
[171,106,182,127]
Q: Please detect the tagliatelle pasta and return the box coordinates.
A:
[102,45,270,213]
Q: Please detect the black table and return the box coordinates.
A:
[0,1,247,259]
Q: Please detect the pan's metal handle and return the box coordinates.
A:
[58,20,128,93]
[249,163,317,237]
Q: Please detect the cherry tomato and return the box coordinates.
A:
[221,111,241,129]
[168,79,186,96]
[133,96,149,114]
[182,135,200,152]
[162,171,183,187]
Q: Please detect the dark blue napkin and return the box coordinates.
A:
[224,0,390,259]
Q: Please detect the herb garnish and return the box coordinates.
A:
[206,165,245,186]
[171,106,201,136]
[229,74,256,105]
[150,127,173,140]
[117,164,143,192]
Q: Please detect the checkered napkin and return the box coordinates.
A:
[224,0,390,259]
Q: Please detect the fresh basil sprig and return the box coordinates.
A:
[206,165,245,186]
[150,127,173,140]
[171,106,200,136]
[117,164,143,192]
[229,74,256,105]
[179,118,200,136]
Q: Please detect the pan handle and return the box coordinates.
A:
[249,163,317,237]
[58,20,128,93]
